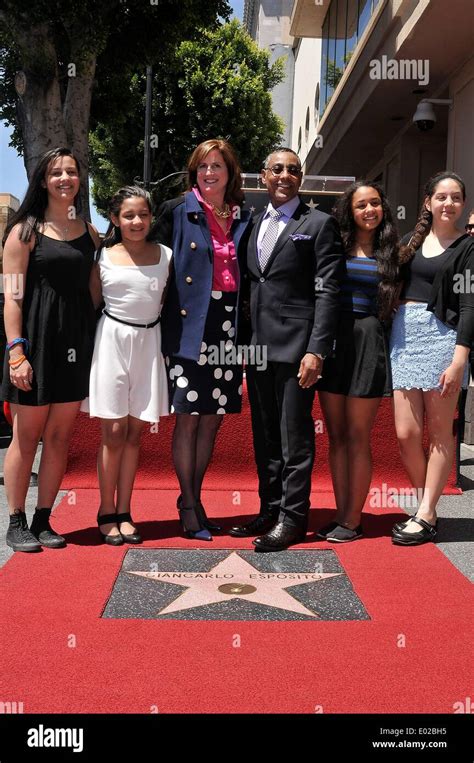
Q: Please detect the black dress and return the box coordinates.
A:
[1,228,96,406]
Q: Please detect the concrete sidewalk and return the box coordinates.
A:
[0,440,473,579]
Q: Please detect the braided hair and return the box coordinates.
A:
[399,171,466,265]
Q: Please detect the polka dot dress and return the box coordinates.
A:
[167,291,243,414]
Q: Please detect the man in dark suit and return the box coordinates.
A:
[230,147,344,551]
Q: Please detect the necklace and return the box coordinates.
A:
[44,220,71,241]
[209,201,231,219]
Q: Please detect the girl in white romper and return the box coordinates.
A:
[83,186,171,545]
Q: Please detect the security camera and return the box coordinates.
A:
[413,101,436,131]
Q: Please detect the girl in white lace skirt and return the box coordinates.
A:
[390,172,473,546]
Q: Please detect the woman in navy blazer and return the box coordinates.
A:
[154,139,250,540]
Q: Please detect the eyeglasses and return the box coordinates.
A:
[265,164,301,177]
[465,224,474,232]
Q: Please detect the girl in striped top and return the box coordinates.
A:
[316,181,399,542]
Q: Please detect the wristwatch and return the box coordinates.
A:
[313,353,326,361]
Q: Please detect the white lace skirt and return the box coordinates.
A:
[389,303,469,391]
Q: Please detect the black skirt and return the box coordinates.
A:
[317,311,392,398]
[166,291,243,414]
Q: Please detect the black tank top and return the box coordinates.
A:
[400,247,441,302]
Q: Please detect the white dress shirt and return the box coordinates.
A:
[256,196,301,261]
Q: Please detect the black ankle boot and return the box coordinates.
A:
[30,507,66,549]
[6,510,42,552]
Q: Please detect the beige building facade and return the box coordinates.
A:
[289,0,474,233]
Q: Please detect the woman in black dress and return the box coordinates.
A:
[1,147,100,552]
[154,139,250,540]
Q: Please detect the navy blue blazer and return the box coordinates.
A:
[153,191,251,361]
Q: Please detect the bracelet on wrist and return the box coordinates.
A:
[7,337,29,354]
[9,354,26,369]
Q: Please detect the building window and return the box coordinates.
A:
[297,127,302,154]
[314,83,320,123]
[320,0,381,116]
[305,107,310,139]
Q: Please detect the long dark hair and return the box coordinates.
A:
[399,171,467,265]
[2,147,81,246]
[101,186,153,248]
[334,180,400,321]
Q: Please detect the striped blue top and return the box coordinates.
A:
[341,256,379,314]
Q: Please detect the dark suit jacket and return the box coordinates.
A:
[247,200,345,364]
[153,191,251,361]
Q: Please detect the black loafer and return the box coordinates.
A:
[117,512,142,544]
[253,522,305,552]
[229,514,277,538]
[392,516,438,546]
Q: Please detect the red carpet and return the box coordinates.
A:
[64,383,460,493]
[0,489,471,713]
[2,385,466,714]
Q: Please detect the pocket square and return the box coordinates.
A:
[290,233,312,241]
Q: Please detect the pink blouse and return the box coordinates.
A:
[193,187,239,291]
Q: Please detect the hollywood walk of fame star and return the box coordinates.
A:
[127,551,342,617]
[307,198,319,209]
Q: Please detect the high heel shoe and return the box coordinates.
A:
[97,513,124,546]
[177,496,221,533]
[177,502,212,541]
[196,500,222,532]
[116,512,142,544]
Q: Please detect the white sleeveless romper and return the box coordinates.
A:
[82,245,172,422]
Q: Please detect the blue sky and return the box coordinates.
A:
[0,1,245,233]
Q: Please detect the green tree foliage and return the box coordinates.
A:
[0,0,232,216]
[90,19,284,213]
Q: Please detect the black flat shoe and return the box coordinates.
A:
[229,514,277,538]
[253,522,305,552]
[326,524,363,543]
[117,512,142,544]
[392,517,414,533]
[97,513,124,546]
[315,521,339,539]
[392,516,438,546]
